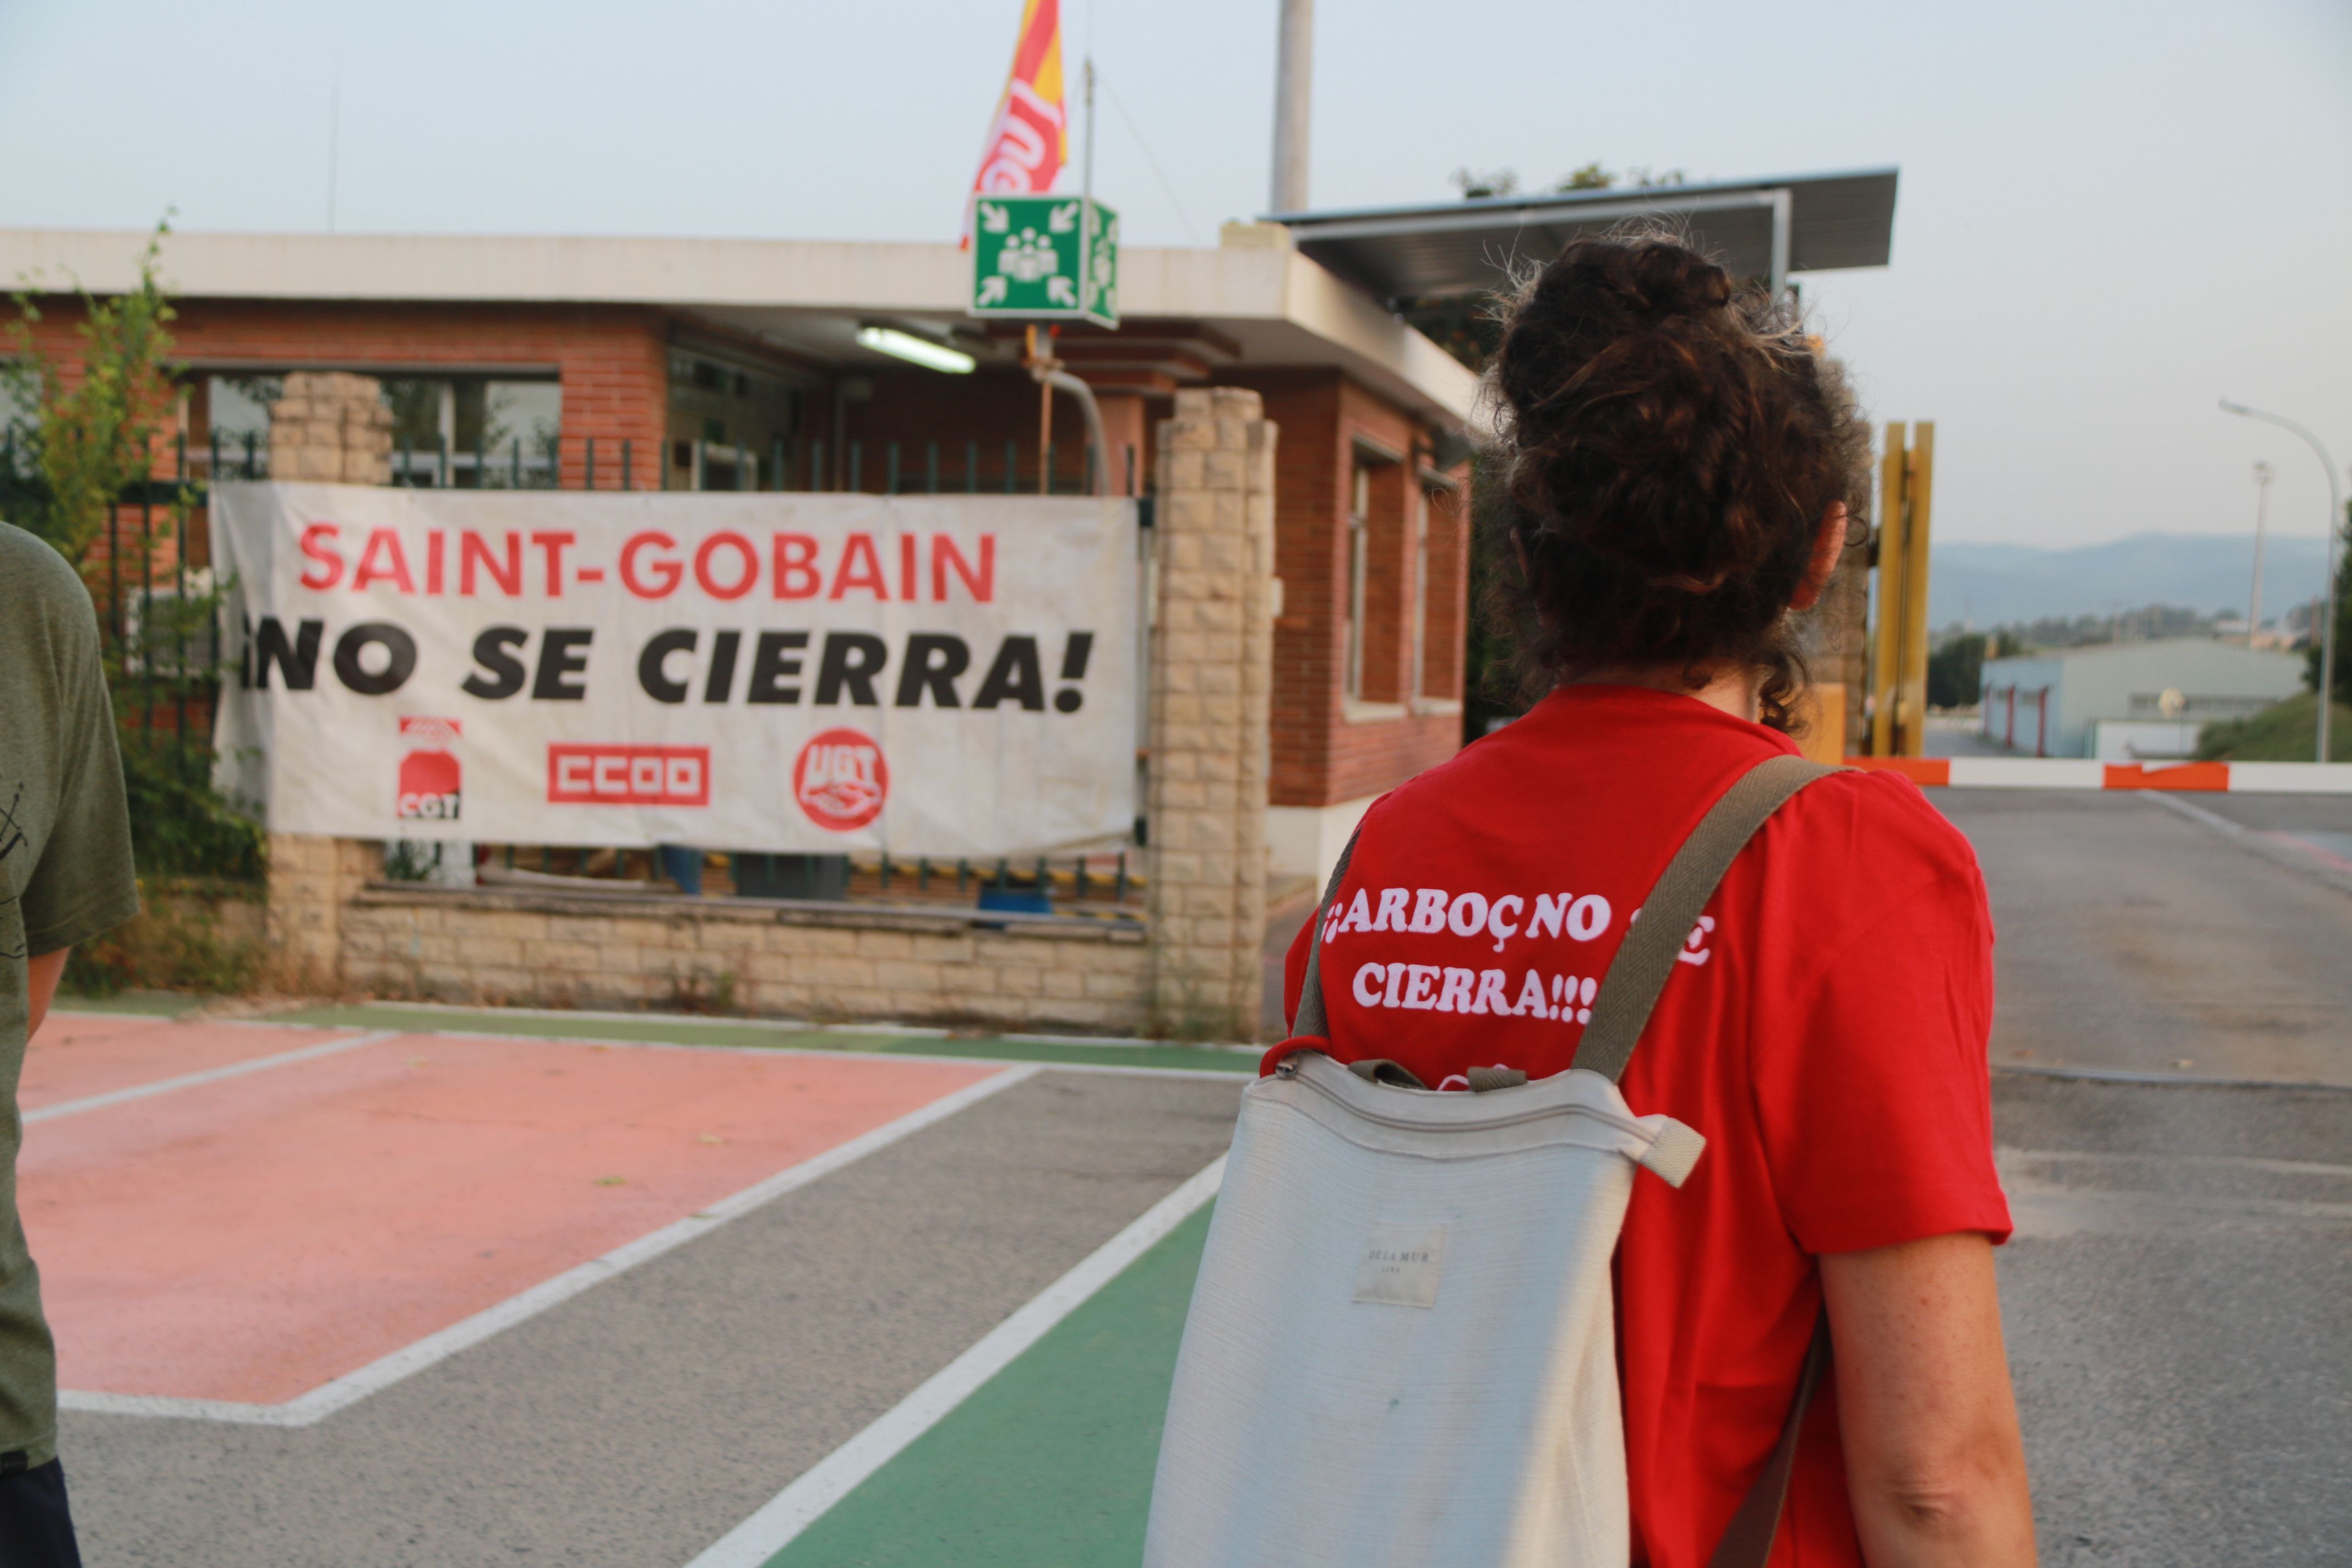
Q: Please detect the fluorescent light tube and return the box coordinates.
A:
[856,326,974,374]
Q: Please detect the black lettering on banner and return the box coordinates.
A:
[1054,631,1093,714]
[815,632,888,706]
[461,627,529,699]
[639,629,697,704]
[705,629,742,704]
[251,616,323,690]
[895,633,970,709]
[747,631,809,705]
[532,628,594,701]
[973,635,1044,711]
[331,622,417,696]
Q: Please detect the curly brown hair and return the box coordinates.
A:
[1482,226,1873,729]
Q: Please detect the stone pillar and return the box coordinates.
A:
[1147,388,1277,1041]
[270,372,393,484]
[265,832,377,989]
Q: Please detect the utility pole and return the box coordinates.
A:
[1270,0,1313,213]
[2248,460,2273,648]
[2221,399,2343,762]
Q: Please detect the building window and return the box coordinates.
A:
[198,373,561,487]
[1344,464,1371,699]
[1412,483,1434,700]
[383,378,562,488]
[666,349,808,491]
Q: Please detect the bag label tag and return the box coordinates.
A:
[1352,1222,1449,1309]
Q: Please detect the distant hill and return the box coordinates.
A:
[1929,532,2332,629]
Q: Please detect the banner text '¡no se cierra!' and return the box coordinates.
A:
[261,524,1101,712]
[293,523,999,603]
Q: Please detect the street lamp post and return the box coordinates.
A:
[2220,400,2344,763]
[2249,460,2273,649]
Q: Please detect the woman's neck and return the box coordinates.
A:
[1566,664,1764,723]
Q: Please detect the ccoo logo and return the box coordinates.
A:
[793,728,888,832]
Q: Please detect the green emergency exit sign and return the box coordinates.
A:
[969,195,1119,329]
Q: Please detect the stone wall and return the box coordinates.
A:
[1146,388,1276,1041]
[266,832,379,987]
[339,889,1152,1031]
[268,371,394,484]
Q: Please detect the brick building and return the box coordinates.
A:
[0,223,1476,882]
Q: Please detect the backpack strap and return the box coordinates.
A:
[1286,825,1362,1040]
[1570,753,1840,1082]
[1562,751,1842,1568]
[1707,1313,1832,1568]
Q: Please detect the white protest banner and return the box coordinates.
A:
[211,482,1139,856]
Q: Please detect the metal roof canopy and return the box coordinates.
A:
[1265,167,1898,303]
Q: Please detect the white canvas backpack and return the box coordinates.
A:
[1145,755,1837,1568]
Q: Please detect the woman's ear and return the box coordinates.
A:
[1790,502,1849,611]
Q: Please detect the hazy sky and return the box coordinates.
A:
[1,0,2345,551]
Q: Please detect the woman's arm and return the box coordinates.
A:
[27,948,69,1041]
[1821,1232,2037,1567]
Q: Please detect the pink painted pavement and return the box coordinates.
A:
[17,1029,998,1405]
[24,1011,351,1109]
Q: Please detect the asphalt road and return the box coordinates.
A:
[1936,788,2352,1086]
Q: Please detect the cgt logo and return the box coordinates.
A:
[397,715,462,820]
[547,744,712,807]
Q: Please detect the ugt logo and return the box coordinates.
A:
[396,716,461,820]
[793,728,888,833]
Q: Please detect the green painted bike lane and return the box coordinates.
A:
[765,1202,1214,1567]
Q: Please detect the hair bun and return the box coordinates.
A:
[1620,242,1733,319]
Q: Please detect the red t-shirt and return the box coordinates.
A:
[1281,684,2011,1567]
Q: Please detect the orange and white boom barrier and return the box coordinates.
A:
[1845,757,2352,793]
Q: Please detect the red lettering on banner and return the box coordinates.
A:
[933,535,995,602]
[620,531,682,597]
[298,523,343,590]
[830,533,888,600]
[529,531,575,596]
[694,532,758,600]
[899,533,918,600]
[546,744,711,806]
[426,531,445,595]
[773,533,821,599]
[461,531,522,596]
[352,528,416,593]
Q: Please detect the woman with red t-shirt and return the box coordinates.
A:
[1281,233,2035,1565]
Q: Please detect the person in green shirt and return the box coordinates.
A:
[1,521,141,1565]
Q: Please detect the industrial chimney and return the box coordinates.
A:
[1270,0,1313,213]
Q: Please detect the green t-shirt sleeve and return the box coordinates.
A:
[18,554,139,955]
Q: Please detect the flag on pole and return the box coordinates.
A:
[970,0,1066,198]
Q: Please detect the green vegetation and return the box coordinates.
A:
[2194,692,2352,763]
[63,881,267,997]
[3,224,264,888]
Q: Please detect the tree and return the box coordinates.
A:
[2302,498,2352,705]
[3,227,181,570]
[3,223,263,883]
[1926,633,1988,710]
[1450,167,1520,200]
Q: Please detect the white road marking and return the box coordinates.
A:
[683,1153,1227,1568]
[372,1023,1259,1084]
[24,1029,403,1123]
[56,1063,1042,1428]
